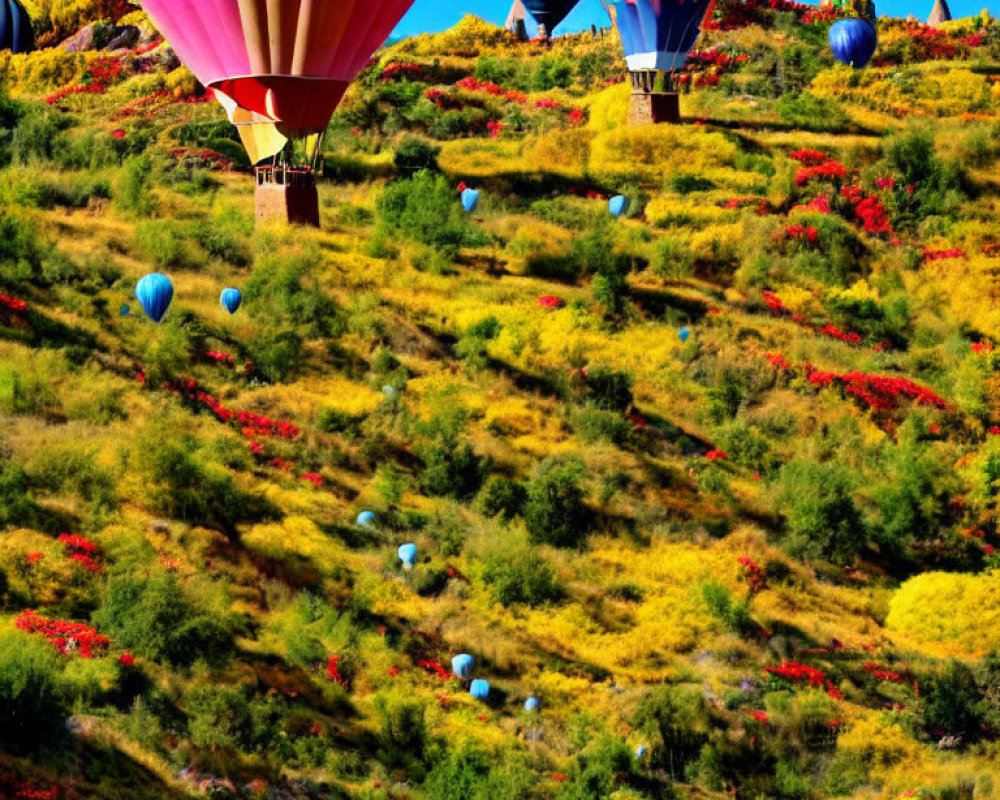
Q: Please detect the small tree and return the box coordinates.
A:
[524,460,591,548]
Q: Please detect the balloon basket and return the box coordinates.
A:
[628,91,680,125]
[255,166,320,228]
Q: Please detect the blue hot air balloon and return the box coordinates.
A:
[461,188,480,214]
[452,654,474,679]
[608,0,715,73]
[609,195,628,218]
[636,745,647,759]
[679,326,691,342]
[524,696,539,712]
[382,385,397,398]
[470,679,490,700]
[357,511,376,527]
[398,542,417,568]
[119,303,132,317]
[220,288,242,315]
[829,18,877,68]
[0,0,34,54]
[522,0,580,38]
[135,273,174,323]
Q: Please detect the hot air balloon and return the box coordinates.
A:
[220,288,242,314]
[829,18,877,67]
[119,303,132,317]
[679,326,690,342]
[357,510,376,527]
[139,0,419,226]
[461,188,480,214]
[522,0,579,38]
[135,274,174,323]
[382,384,397,398]
[452,654,474,679]
[606,0,715,124]
[398,542,417,569]
[524,696,539,712]
[636,744,647,759]
[0,0,34,54]
[470,679,490,700]
[609,195,628,218]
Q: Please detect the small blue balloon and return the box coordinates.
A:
[609,195,628,218]
[397,542,417,566]
[636,745,646,759]
[829,18,877,68]
[220,288,242,315]
[524,696,539,712]
[357,511,376,527]
[469,679,490,700]
[461,188,480,214]
[452,654,474,679]
[135,273,173,323]
[119,303,131,317]
[679,327,691,342]
[382,385,397,397]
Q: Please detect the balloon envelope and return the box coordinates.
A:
[461,188,480,213]
[469,679,490,700]
[397,542,417,565]
[119,303,131,317]
[357,511,376,527]
[524,696,539,712]
[829,19,877,68]
[135,273,174,323]
[609,195,628,218]
[522,0,580,35]
[636,745,647,758]
[452,654,474,679]
[608,0,714,72]
[220,288,242,314]
[0,0,34,54]
[679,327,691,342]
[139,0,418,160]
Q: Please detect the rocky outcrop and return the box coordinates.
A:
[60,22,141,52]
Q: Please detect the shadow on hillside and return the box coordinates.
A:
[698,116,881,138]
[631,286,711,322]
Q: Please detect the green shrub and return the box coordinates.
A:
[0,630,65,751]
[633,686,712,779]
[375,169,485,257]
[650,236,695,279]
[481,546,564,606]
[557,735,638,800]
[0,209,43,286]
[394,136,441,177]
[583,366,633,412]
[775,459,868,564]
[375,690,428,774]
[134,219,207,272]
[115,155,156,216]
[573,406,630,445]
[882,127,969,227]
[700,580,755,636]
[94,573,234,667]
[478,476,527,520]
[524,459,591,547]
[418,410,491,499]
[0,459,40,528]
[246,329,304,383]
[922,660,986,743]
[245,245,343,336]
[424,742,534,800]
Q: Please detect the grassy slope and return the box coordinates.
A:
[1,8,1000,800]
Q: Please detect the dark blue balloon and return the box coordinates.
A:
[679,327,691,342]
[461,188,480,214]
[452,654,474,679]
[135,273,174,323]
[609,195,628,218]
[609,0,714,71]
[0,0,34,54]
[829,19,877,68]
[522,0,579,36]
[220,288,242,315]
[119,303,131,317]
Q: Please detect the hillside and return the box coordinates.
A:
[1,2,1000,799]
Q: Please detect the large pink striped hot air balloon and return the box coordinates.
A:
[140,0,416,224]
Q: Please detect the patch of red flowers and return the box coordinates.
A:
[14,786,58,800]
[166,148,234,171]
[419,659,450,680]
[425,87,462,110]
[538,295,563,309]
[164,377,300,441]
[783,224,819,245]
[923,248,966,262]
[750,710,770,723]
[738,556,767,595]
[795,160,847,186]
[862,662,903,682]
[326,655,347,687]
[487,120,505,139]
[803,364,949,411]
[301,473,323,488]
[204,351,234,366]
[568,108,584,125]
[765,661,842,699]
[818,323,862,346]
[972,342,993,354]
[535,98,560,109]
[119,652,135,668]
[27,551,45,565]
[767,352,791,370]
[58,534,103,573]
[379,62,424,82]
[16,610,109,658]
[705,450,728,461]
[0,294,28,313]
[789,149,829,166]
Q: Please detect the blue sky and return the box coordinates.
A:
[394,0,999,38]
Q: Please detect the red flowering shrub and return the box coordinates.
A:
[14,786,58,800]
[923,248,966,262]
[818,323,862,346]
[790,149,829,166]
[568,108,584,125]
[380,62,424,82]
[302,473,323,488]
[538,295,563,309]
[765,661,842,699]
[326,655,347,687]
[164,378,300,441]
[58,534,102,573]
[487,120,506,139]
[119,652,135,668]
[751,710,770,723]
[862,662,903,682]
[840,186,894,236]
[425,88,463,110]
[204,351,234,366]
[0,294,28,313]
[16,611,109,658]
[795,160,848,186]
[706,450,728,461]
[738,556,767,594]
[419,659,450,680]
